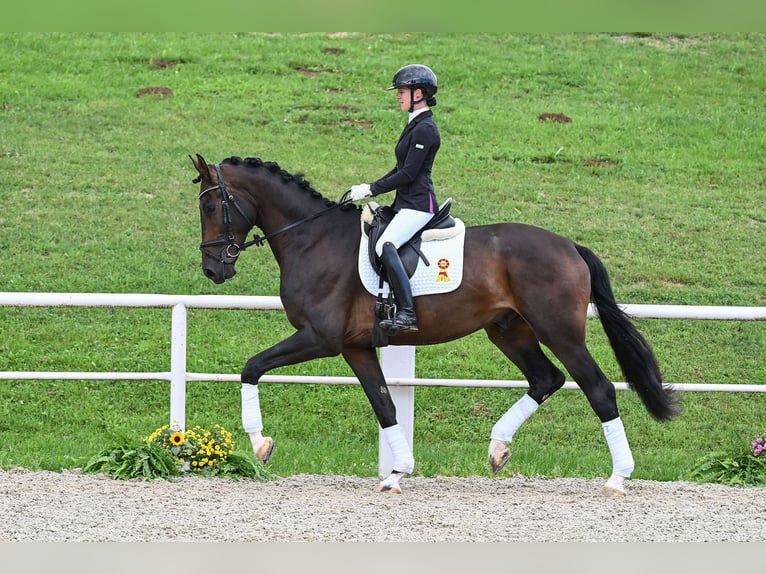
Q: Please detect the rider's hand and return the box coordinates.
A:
[348,183,372,201]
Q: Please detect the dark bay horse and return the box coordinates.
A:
[192,154,678,495]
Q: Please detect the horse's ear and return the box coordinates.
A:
[190,153,210,183]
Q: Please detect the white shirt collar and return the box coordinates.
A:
[408,106,430,123]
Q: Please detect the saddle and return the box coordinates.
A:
[359,198,464,348]
[363,198,456,278]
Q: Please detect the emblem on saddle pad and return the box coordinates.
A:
[436,258,451,282]
[357,201,466,297]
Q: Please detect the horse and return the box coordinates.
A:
[192,153,679,495]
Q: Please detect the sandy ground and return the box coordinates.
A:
[1,468,764,542]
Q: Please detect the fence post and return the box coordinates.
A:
[169,303,187,431]
[378,345,416,478]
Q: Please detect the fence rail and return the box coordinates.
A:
[1,291,764,475]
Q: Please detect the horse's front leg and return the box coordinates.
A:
[342,346,414,494]
[241,327,341,465]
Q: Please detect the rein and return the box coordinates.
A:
[198,163,352,263]
[247,201,349,247]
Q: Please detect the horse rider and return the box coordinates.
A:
[348,63,442,335]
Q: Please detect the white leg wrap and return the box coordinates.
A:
[382,424,415,474]
[490,393,539,443]
[602,417,634,477]
[241,383,263,433]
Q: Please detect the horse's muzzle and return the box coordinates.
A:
[202,261,236,284]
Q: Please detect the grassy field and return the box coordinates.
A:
[0,33,764,481]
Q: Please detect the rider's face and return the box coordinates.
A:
[396,87,423,112]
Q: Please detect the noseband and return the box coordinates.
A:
[198,164,258,265]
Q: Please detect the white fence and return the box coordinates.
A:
[1,292,764,476]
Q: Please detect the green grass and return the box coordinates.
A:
[0,33,764,482]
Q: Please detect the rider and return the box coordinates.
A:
[348,63,441,335]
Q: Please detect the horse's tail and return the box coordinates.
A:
[575,243,680,422]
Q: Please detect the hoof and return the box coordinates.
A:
[602,485,627,497]
[602,474,627,496]
[253,436,274,465]
[488,443,511,474]
[377,483,403,495]
[377,471,406,494]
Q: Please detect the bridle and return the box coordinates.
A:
[198,163,258,265]
[197,162,353,264]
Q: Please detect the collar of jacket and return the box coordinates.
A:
[408,107,431,124]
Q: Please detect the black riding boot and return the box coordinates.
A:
[379,241,418,335]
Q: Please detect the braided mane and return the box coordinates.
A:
[222,156,355,210]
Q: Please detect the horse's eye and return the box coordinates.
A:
[203,203,217,214]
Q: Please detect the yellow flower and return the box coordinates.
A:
[146,423,235,471]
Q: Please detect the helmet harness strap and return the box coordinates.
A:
[409,86,426,113]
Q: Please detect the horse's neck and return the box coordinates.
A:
[248,183,313,238]
[242,172,359,263]
[266,208,358,273]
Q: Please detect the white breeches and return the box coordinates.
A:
[375,209,434,256]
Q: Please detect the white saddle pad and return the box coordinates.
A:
[358,207,466,297]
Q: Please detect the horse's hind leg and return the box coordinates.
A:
[484,314,567,474]
[542,336,635,496]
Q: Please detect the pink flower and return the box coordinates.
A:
[752,436,766,457]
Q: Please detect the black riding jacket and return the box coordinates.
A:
[370,110,441,214]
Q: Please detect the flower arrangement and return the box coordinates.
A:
[146,423,234,472]
[687,430,766,487]
[83,422,278,481]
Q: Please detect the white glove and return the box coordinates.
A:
[348,183,372,201]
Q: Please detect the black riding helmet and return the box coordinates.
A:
[387,64,438,112]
